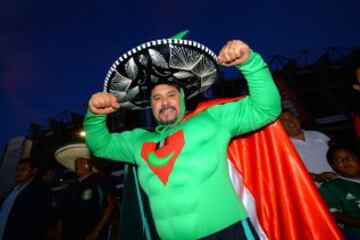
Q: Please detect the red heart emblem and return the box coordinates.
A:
[141,130,185,185]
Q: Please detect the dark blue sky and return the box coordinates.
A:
[0,0,359,151]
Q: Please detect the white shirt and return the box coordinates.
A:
[291,130,333,174]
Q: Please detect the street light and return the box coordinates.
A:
[79,130,86,138]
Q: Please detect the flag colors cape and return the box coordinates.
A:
[184,98,344,240]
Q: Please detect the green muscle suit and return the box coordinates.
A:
[84,51,281,239]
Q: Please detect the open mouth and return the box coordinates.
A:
[160,106,176,114]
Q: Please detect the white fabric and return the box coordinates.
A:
[290,130,333,174]
[227,160,268,240]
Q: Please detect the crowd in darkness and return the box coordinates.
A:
[0,145,120,240]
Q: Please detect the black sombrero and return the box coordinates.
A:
[104,38,219,109]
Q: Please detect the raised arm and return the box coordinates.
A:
[208,40,281,136]
[84,92,137,164]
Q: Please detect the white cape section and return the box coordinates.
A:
[227,159,269,240]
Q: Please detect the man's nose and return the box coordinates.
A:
[161,97,170,105]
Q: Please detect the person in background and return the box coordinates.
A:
[352,66,360,138]
[353,66,360,92]
[41,165,59,188]
[280,110,337,185]
[0,158,51,240]
[40,165,60,240]
[55,143,116,240]
[319,144,360,239]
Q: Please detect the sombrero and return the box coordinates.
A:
[54,143,93,172]
[104,36,219,109]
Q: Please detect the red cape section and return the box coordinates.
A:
[184,98,344,240]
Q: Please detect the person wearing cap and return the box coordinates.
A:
[84,38,281,239]
[54,144,116,240]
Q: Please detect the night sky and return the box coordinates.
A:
[0,0,359,152]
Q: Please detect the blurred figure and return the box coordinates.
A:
[55,143,116,240]
[41,166,59,188]
[0,158,51,240]
[319,144,360,239]
[352,66,360,138]
[353,66,360,92]
[280,111,337,185]
[40,165,60,240]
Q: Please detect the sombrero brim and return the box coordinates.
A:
[54,143,91,172]
[104,38,219,109]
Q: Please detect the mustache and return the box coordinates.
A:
[159,105,176,114]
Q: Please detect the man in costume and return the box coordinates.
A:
[84,34,344,239]
[84,36,280,240]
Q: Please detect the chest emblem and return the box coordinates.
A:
[346,193,356,200]
[141,130,185,185]
[82,189,93,201]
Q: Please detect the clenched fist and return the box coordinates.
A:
[217,40,250,67]
[88,92,120,115]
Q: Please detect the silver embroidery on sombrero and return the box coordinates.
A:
[138,54,148,66]
[149,49,168,69]
[125,58,138,79]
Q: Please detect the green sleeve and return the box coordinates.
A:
[319,183,341,212]
[83,110,137,164]
[207,51,281,136]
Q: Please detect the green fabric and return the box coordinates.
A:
[170,30,189,40]
[84,51,281,239]
[319,177,360,238]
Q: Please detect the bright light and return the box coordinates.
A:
[79,130,86,137]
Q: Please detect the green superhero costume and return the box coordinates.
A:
[84,51,281,239]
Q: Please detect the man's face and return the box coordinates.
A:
[41,169,58,186]
[279,112,302,137]
[15,163,37,183]
[330,149,360,178]
[75,157,92,177]
[151,84,181,125]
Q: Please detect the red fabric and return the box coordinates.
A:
[141,130,185,185]
[185,98,344,240]
[354,115,360,138]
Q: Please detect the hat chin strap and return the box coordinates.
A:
[155,89,186,134]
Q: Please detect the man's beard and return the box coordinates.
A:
[159,105,178,125]
[159,118,177,125]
